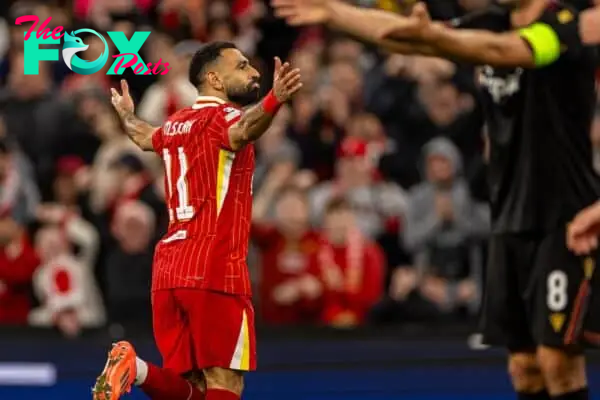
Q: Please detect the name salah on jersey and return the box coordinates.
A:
[163,120,195,136]
[162,105,241,138]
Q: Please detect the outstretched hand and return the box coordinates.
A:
[376,2,433,41]
[271,0,331,26]
[110,79,135,117]
[272,57,303,102]
[567,201,600,255]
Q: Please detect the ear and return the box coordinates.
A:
[206,71,224,91]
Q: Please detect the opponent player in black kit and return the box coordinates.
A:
[272,0,600,399]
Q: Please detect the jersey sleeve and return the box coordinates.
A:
[211,105,243,151]
[151,126,164,152]
[517,7,582,68]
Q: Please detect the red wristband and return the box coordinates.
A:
[262,90,282,114]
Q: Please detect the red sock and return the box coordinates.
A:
[205,388,240,400]
[139,363,205,400]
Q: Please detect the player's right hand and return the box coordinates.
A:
[110,79,135,116]
[271,0,332,26]
[272,57,303,102]
[567,200,600,255]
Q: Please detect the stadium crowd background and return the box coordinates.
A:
[0,0,599,340]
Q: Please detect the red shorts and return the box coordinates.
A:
[151,289,257,374]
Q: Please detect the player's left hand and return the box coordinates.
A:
[272,57,303,102]
[567,200,600,255]
[110,79,135,117]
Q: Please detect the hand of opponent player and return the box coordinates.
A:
[271,0,431,55]
[567,201,600,255]
[271,0,421,38]
[375,2,438,41]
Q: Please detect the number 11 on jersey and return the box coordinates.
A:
[163,147,194,222]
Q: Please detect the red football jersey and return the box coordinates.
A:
[151,95,255,296]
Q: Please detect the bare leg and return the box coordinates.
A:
[202,367,244,400]
[537,346,588,398]
[508,351,549,399]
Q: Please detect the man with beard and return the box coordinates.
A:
[92,41,303,400]
[271,1,600,400]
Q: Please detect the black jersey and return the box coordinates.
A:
[479,2,600,233]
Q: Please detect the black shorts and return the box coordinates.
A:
[480,229,600,351]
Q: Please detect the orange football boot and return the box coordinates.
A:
[92,341,137,400]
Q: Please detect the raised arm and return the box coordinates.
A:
[274,0,598,67]
[326,1,439,55]
[227,102,277,152]
[228,57,302,151]
[381,2,587,68]
[272,0,438,56]
[421,25,537,68]
[111,80,158,151]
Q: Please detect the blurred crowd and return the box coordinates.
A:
[0,0,597,338]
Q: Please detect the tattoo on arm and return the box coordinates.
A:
[118,110,157,151]
[228,102,275,151]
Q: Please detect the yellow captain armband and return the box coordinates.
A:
[518,22,561,67]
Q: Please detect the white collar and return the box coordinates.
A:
[195,96,226,104]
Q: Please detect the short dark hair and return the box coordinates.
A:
[189,41,237,88]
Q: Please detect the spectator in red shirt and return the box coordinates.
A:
[0,216,39,324]
[313,197,385,328]
[252,185,323,325]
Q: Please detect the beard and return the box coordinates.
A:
[226,80,260,107]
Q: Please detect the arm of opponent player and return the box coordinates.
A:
[227,57,302,151]
[273,0,600,67]
[271,0,439,56]
[111,80,158,151]
[380,2,592,68]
